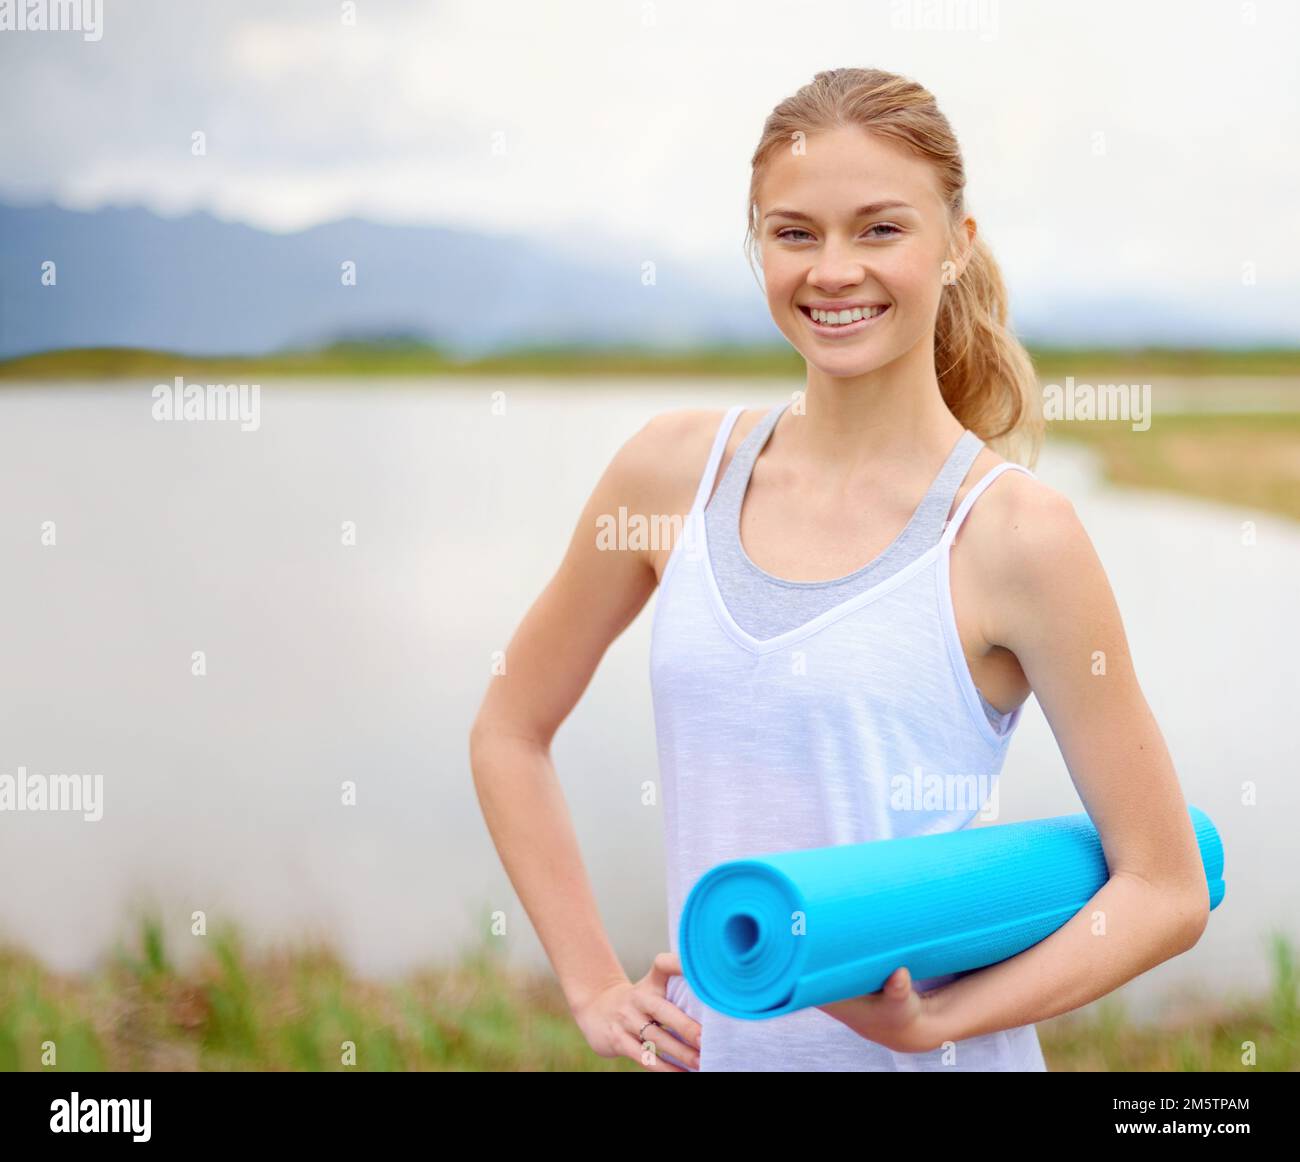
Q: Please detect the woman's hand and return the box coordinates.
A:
[572,952,703,1072]
[815,966,940,1054]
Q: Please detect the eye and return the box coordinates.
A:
[774,223,902,242]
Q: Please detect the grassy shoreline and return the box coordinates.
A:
[0,918,1294,1072]
[4,343,1300,381]
[1049,411,1300,522]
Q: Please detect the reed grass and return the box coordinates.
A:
[1,916,1293,1072]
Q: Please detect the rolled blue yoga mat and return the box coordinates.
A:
[680,805,1225,1020]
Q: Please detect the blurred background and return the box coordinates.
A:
[0,0,1296,1071]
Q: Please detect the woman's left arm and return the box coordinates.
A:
[820,476,1212,1054]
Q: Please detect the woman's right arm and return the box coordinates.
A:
[468,408,716,1072]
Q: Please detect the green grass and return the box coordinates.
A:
[0,341,803,381]
[0,342,461,381]
[4,342,1300,381]
[1049,411,1300,521]
[1039,931,1299,1072]
[1027,345,1300,378]
[0,915,1294,1071]
[0,913,637,1072]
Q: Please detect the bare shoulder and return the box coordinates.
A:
[616,404,767,516]
[954,450,1107,649]
[613,407,727,512]
[956,452,1090,581]
[632,407,729,471]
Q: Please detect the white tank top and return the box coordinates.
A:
[650,404,1048,1072]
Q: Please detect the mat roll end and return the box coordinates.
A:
[679,859,808,1019]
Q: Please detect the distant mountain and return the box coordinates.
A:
[0,202,779,360]
[0,201,1295,359]
[1011,290,1299,349]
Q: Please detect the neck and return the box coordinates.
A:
[782,339,964,478]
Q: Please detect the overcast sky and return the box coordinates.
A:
[2,0,1297,336]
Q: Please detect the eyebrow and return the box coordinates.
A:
[763,201,915,222]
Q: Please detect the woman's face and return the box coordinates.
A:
[756,125,970,378]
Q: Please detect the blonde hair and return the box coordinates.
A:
[744,67,1043,466]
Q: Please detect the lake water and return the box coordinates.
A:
[1,378,1295,1023]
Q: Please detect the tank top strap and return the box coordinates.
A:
[906,430,985,545]
[691,404,747,515]
[704,400,787,516]
[940,460,1037,546]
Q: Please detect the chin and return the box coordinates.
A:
[801,349,897,378]
[820,362,892,380]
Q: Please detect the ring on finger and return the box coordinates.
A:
[638,1019,661,1041]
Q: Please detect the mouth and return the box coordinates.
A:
[798,303,890,338]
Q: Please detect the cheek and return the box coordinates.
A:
[879,250,943,304]
[759,247,801,297]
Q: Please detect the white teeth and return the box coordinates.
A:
[809,305,886,325]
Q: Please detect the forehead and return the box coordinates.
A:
[757,125,945,214]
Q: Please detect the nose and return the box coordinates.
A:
[806,237,869,294]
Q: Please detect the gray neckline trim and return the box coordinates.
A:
[705,400,985,590]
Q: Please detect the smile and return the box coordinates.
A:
[798,303,890,337]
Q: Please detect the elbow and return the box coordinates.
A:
[468,718,497,771]
[1123,868,1211,954]
[1174,883,1211,953]
[468,717,549,781]
[468,717,495,781]
[468,722,510,805]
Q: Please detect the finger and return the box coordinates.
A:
[635,1013,700,1069]
[616,1028,686,1072]
[873,967,906,996]
[643,994,702,1052]
[641,1021,699,1071]
[648,950,681,985]
[623,1004,699,1069]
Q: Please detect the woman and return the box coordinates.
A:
[469,67,1210,1072]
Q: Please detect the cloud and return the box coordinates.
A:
[1,0,1297,321]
